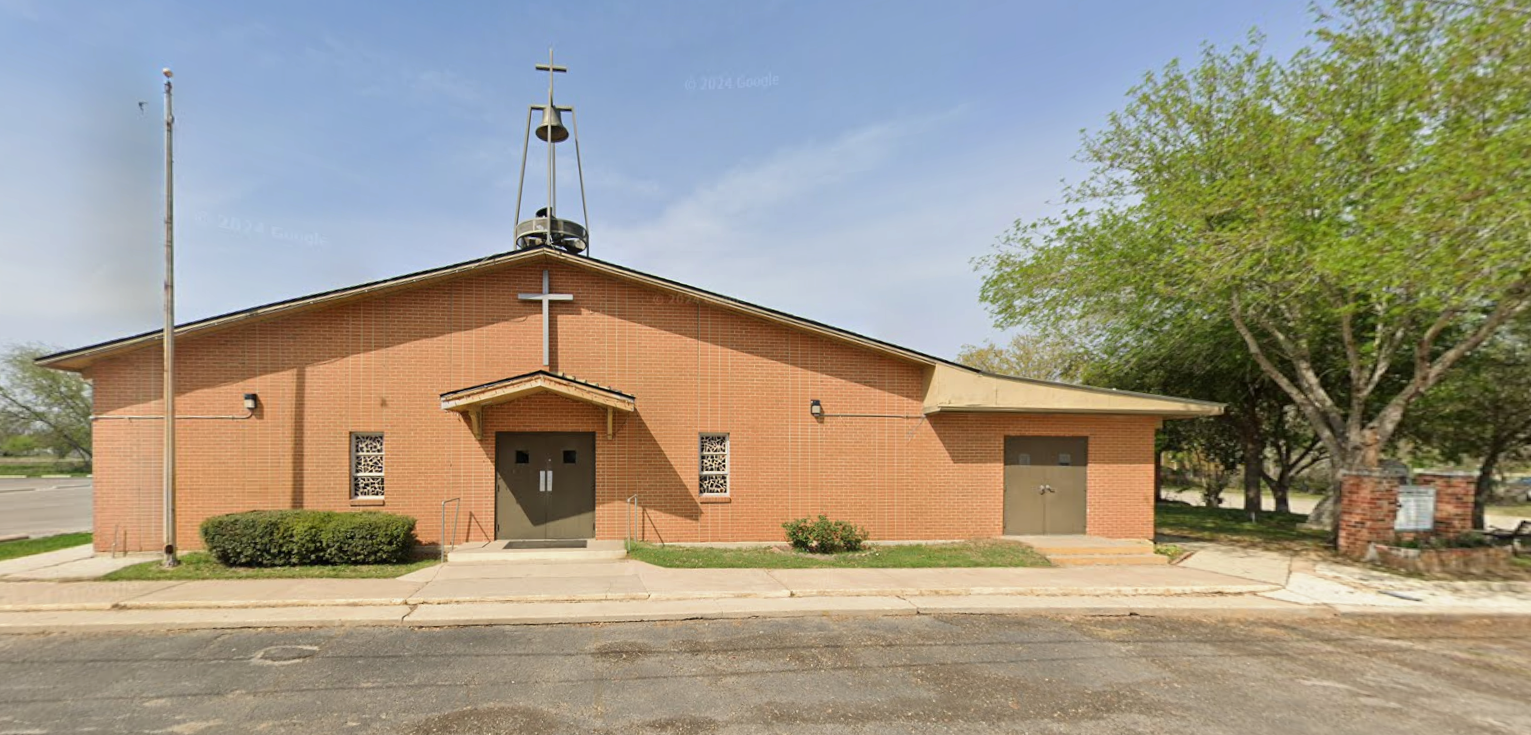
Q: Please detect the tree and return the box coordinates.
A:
[978,0,1531,531]
[0,343,92,460]
[1262,404,1326,514]
[956,332,1087,382]
[1402,314,1531,528]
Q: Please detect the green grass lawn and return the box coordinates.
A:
[1155,502,1329,551]
[0,460,90,477]
[627,539,1052,569]
[0,532,93,562]
[103,552,439,581]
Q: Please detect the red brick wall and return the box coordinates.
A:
[1412,472,1476,537]
[1338,470,1478,558]
[1338,471,1402,558]
[86,259,1162,551]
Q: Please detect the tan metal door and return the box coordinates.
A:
[1003,436,1088,535]
[495,432,596,540]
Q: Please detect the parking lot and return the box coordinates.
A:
[0,478,91,539]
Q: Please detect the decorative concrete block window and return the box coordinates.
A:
[351,432,385,498]
[699,433,729,495]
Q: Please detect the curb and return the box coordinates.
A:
[0,582,1285,614]
[4,594,1528,635]
[0,595,1344,634]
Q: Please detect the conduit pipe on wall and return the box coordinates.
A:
[808,399,922,420]
[92,393,259,421]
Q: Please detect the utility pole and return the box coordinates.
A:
[161,67,178,568]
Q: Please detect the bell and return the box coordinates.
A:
[535,105,569,143]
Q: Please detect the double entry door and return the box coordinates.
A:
[1003,436,1089,535]
[494,432,596,540]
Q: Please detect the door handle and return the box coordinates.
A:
[539,470,554,493]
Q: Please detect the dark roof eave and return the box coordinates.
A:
[36,246,969,375]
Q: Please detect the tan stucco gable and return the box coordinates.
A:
[922,364,1223,418]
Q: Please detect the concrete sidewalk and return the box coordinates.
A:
[0,558,1278,614]
[0,544,1526,634]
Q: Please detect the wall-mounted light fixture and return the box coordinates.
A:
[243,393,258,412]
[809,399,824,418]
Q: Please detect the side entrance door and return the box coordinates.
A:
[495,432,596,540]
[1003,436,1088,535]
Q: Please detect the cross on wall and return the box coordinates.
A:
[519,269,573,368]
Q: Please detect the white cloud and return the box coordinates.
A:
[599,107,1056,358]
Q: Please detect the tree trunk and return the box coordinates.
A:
[1242,429,1263,519]
[1474,448,1501,531]
[1272,473,1291,514]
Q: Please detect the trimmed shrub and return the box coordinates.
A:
[201,510,417,567]
[782,515,869,554]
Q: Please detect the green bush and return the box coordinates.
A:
[782,515,869,554]
[201,510,417,567]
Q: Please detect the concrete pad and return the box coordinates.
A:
[1326,604,1531,617]
[0,581,181,611]
[402,596,918,626]
[3,553,152,580]
[1176,544,1293,585]
[635,566,790,600]
[0,544,95,577]
[395,563,443,583]
[118,578,424,609]
[446,539,627,562]
[409,573,648,603]
[768,565,1277,598]
[1006,535,1152,551]
[0,605,412,634]
[1265,572,1421,608]
[765,568,909,596]
[908,594,1331,619]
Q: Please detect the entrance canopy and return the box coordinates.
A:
[441,369,635,438]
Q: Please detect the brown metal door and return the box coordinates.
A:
[543,432,596,539]
[495,433,546,540]
[1004,436,1088,535]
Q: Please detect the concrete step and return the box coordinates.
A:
[1049,553,1169,567]
[1004,535,1163,567]
[446,540,627,564]
[1029,546,1157,558]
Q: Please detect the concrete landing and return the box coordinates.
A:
[1007,535,1167,567]
[0,545,151,580]
[446,539,627,563]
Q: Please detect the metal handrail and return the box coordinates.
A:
[439,497,462,562]
[625,494,640,550]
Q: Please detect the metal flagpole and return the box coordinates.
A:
[161,67,179,568]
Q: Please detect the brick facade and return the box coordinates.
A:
[1337,469,1477,558]
[85,258,1162,551]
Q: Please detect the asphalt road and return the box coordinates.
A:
[0,478,92,538]
[1,615,1527,734]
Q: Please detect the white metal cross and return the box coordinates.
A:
[518,269,573,367]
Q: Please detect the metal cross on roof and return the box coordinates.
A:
[536,47,566,96]
[518,269,573,368]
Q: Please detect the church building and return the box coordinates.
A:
[37,58,1221,554]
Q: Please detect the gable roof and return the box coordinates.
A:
[36,245,957,373]
[34,245,1223,418]
[440,369,635,413]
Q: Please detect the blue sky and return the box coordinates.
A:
[0,0,1314,359]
